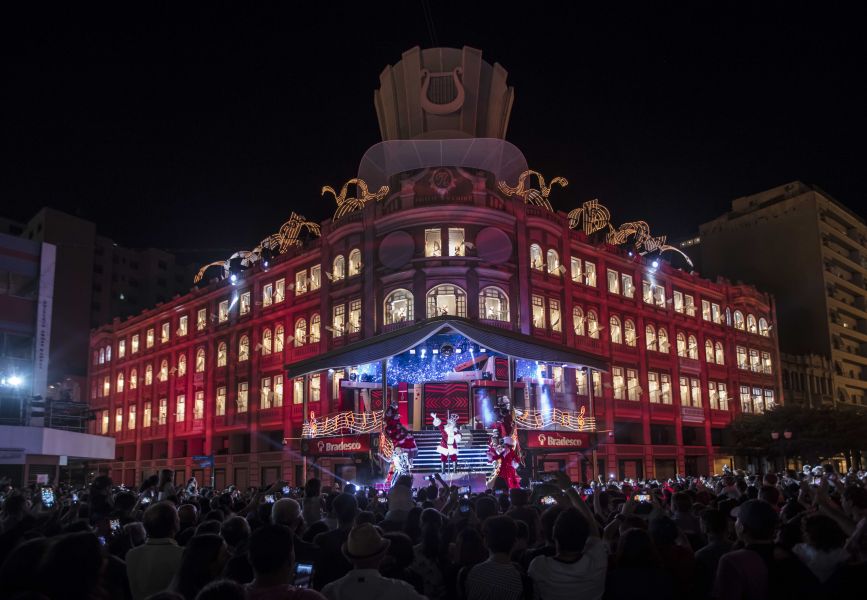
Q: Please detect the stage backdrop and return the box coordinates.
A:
[423,382,470,426]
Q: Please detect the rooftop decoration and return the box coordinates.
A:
[498,170,568,212]
[568,199,694,267]
[193,212,321,284]
[322,178,390,221]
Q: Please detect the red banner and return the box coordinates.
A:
[303,435,371,456]
[524,430,591,450]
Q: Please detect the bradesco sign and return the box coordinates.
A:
[305,436,371,456]
[525,431,592,450]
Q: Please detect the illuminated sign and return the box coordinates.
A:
[524,431,591,450]
[303,435,371,456]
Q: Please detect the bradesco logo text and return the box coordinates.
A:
[537,434,583,447]
[317,440,363,452]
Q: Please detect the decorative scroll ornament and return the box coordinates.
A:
[302,410,383,437]
[193,211,320,283]
[497,170,568,212]
[420,67,465,115]
[567,199,694,268]
[322,178,390,221]
[513,407,596,432]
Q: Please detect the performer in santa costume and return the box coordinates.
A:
[384,399,417,452]
[431,412,461,473]
[486,430,521,489]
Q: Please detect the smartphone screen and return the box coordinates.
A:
[282,486,290,495]
[540,495,557,505]
[41,487,55,508]
[72,492,79,503]
[294,563,313,588]
[110,518,121,533]
[458,486,470,495]
[265,494,275,504]
[635,494,651,502]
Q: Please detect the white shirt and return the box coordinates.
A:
[125,537,185,600]
[527,537,607,600]
[321,568,427,600]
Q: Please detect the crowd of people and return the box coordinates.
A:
[1,465,866,600]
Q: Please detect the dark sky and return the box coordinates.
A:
[3,3,865,263]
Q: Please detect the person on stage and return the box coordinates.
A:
[431,412,461,473]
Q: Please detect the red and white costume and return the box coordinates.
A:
[431,412,461,463]
[488,437,521,489]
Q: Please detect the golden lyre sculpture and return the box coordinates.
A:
[567,199,694,267]
[193,212,321,283]
[322,178,390,221]
[497,169,569,212]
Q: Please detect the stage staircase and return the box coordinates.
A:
[410,428,496,477]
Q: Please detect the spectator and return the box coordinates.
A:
[39,531,106,600]
[127,501,185,600]
[0,538,48,600]
[321,523,425,599]
[158,470,177,502]
[380,532,425,593]
[792,514,849,583]
[410,508,448,600]
[194,579,245,600]
[220,516,253,584]
[273,498,317,565]
[171,533,228,600]
[451,527,488,599]
[464,516,524,600]
[245,524,324,599]
[303,479,323,529]
[693,509,732,598]
[519,505,563,571]
[312,493,357,589]
[506,488,540,546]
[648,516,695,596]
[605,528,674,600]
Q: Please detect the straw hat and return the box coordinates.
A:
[342,523,391,560]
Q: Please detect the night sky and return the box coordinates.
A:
[4,3,865,264]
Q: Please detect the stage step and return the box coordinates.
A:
[409,428,496,477]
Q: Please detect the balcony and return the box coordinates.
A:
[382,320,416,334]
[289,342,322,361]
[575,336,603,353]
[478,318,514,331]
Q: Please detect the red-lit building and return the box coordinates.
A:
[87,47,782,488]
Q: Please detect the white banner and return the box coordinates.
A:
[33,243,56,401]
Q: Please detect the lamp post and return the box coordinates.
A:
[770,430,793,472]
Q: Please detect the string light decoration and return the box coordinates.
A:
[497,170,568,212]
[302,409,384,438]
[567,199,694,267]
[193,212,321,283]
[322,178,390,221]
[514,406,595,432]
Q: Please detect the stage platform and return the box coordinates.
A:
[409,470,490,492]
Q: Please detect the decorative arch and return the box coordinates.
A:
[426,284,467,318]
[610,315,622,344]
[384,289,414,325]
[479,286,509,321]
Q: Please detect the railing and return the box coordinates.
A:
[478,318,513,330]
[382,320,416,334]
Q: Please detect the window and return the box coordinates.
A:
[129,368,138,389]
[624,319,636,347]
[658,328,669,353]
[143,402,152,427]
[712,303,721,324]
[687,335,699,359]
[332,305,345,337]
[648,372,661,403]
[714,342,725,365]
[348,299,362,334]
[104,346,110,363]
[705,339,715,363]
[239,291,251,315]
[690,378,702,407]
[425,229,442,257]
[749,348,760,372]
[238,335,250,361]
[747,314,758,334]
[196,348,205,372]
[146,328,155,348]
[673,291,684,313]
[549,299,562,332]
[132,334,140,354]
[573,306,585,336]
[709,381,728,410]
[385,289,414,324]
[529,244,543,270]
[310,265,321,291]
[587,310,600,339]
[621,273,634,298]
[118,339,126,359]
[311,376,321,403]
[642,324,655,351]
[158,399,167,425]
[684,294,696,317]
[145,364,153,385]
[426,284,467,318]
[274,376,283,407]
[679,377,690,406]
[293,377,304,404]
[292,318,307,347]
[237,382,248,412]
[261,377,273,409]
[660,374,672,404]
[310,315,320,343]
[532,295,545,329]
[761,351,772,375]
[102,375,110,397]
[159,359,168,382]
[295,270,308,295]
[764,389,775,410]
[275,278,285,302]
[584,262,597,287]
[643,280,653,304]
[610,315,622,344]
[726,307,732,326]
[546,249,561,275]
[216,387,226,416]
[752,387,764,413]
[177,353,186,376]
[99,410,109,434]
[116,372,124,393]
[607,269,620,294]
[626,368,639,401]
[274,324,284,352]
[262,328,272,355]
[194,391,204,420]
[176,394,185,422]
[758,317,770,337]
[179,315,188,336]
[197,308,207,330]
[677,332,687,357]
[576,369,588,395]
[161,322,170,343]
[733,310,745,330]
[736,346,747,369]
[217,342,227,367]
[612,367,625,400]
[448,228,465,256]
[263,284,273,307]
[702,299,711,321]
[128,405,136,430]
[571,257,582,283]
[643,281,665,307]
[218,300,229,323]
[332,256,345,281]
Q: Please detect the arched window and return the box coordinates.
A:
[238,335,250,361]
[733,310,745,330]
[587,310,599,339]
[573,306,585,336]
[195,348,205,372]
[129,368,138,389]
[530,244,544,270]
[705,339,715,363]
[177,353,186,376]
[688,335,699,360]
[105,345,111,362]
[645,324,657,351]
[116,372,124,393]
[294,318,307,347]
[677,332,687,357]
[479,287,509,321]
[426,284,467,318]
[159,359,168,382]
[332,255,345,281]
[546,249,560,275]
[624,319,637,347]
[715,341,725,365]
[610,316,622,344]
[658,328,669,353]
[758,317,770,337]
[348,249,362,276]
[384,289,414,325]
[262,328,272,355]
[99,348,105,364]
[217,342,227,367]
[747,314,757,334]
[310,314,321,343]
[725,307,732,326]
[145,364,153,385]
[274,324,285,352]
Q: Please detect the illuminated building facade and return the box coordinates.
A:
[87,47,781,487]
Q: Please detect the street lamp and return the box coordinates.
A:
[771,430,794,471]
